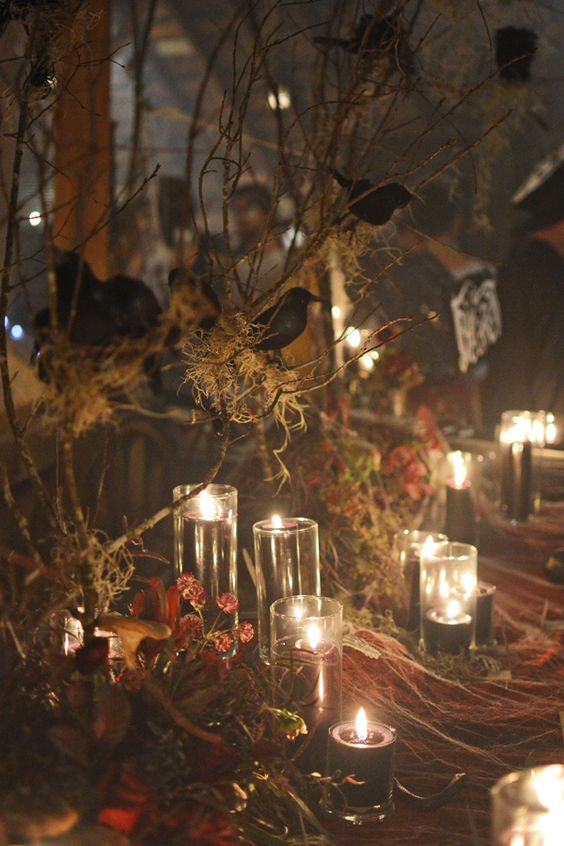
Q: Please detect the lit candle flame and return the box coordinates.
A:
[271,514,283,529]
[307,623,321,651]
[451,451,467,488]
[355,707,368,742]
[199,489,218,520]
[446,599,461,620]
[422,535,436,557]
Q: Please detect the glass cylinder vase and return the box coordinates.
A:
[253,516,321,662]
[270,594,342,773]
[498,410,545,522]
[491,765,564,846]
[391,530,448,631]
[420,541,477,655]
[173,484,238,655]
[443,450,481,546]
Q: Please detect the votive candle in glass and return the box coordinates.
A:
[173,484,238,654]
[270,594,342,773]
[491,764,564,846]
[499,411,544,522]
[253,515,321,662]
[391,531,447,631]
[325,706,396,824]
[444,451,478,546]
[420,541,477,654]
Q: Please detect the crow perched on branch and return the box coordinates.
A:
[32,251,163,389]
[333,171,412,227]
[314,12,414,77]
[253,287,323,351]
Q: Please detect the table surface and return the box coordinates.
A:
[329,535,564,846]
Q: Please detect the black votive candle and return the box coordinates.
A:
[325,720,396,823]
[475,581,496,645]
[445,481,477,546]
[423,608,472,655]
[499,441,532,522]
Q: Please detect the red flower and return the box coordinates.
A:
[214,632,235,653]
[216,593,238,615]
[97,769,155,835]
[177,573,206,610]
[237,621,254,644]
[177,613,204,645]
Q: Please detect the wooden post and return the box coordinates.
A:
[53,0,111,280]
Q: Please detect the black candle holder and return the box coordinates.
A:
[324,720,396,824]
[475,581,496,646]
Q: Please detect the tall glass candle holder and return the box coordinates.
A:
[391,531,447,631]
[270,594,342,773]
[420,541,477,655]
[253,516,321,662]
[499,410,545,522]
[173,484,238,655]
[444,451,480,546]
[491,765,564,846]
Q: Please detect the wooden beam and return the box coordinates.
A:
[53,0,111,279]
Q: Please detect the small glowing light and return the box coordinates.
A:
[10,324,23,340]
[331,305,342,319]
[267,86,291,110]
[28,210,41,226]
[450,451,467,488]
[370,349,380,361]
[546,422,558,444]
[199,489,218,520]
[271,514,284,529]
[346,326,361,349]
[422,535,436,557]
[534,768,563,810]
[359,352,375,372]
[281,225,306,249]
[355,707,368,742]
[446,599,461,620]
[307,623,321,651]
[3,316,8,329]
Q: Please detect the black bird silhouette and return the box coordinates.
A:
[315,13,397,54]
[168,267,221,332]
[495,27,537,82]
[333,171,412,227]
[314,13,414,78]
[32,251,163,390]
[253,287,323,351]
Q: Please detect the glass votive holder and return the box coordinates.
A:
[325,706,396,824]
[498,410,546,522]
[491,764,564,845]
[173,484,238,655]
[270,594,342,773]
[443,450,481,546]
[391,531,447,631]
[253,516,321,663]
[420,541,478,655]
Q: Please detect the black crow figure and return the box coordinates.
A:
[168,267,221,332]
[314,12,414,78]
[32,251,163,390]
[495,27,538,82]
[333,171,412,227]
[253,287,323,351]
